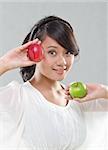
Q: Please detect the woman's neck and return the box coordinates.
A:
[30,75,62,92]
[29,74,68,107]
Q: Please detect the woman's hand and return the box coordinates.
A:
[65,83,108,102]
[81,83,108,101]
[0,39,41,74]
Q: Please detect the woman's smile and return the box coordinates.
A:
[52,67,67,75]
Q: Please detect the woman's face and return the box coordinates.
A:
[36,36,74,81]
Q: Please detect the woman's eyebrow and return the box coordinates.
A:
[47,46,58,49]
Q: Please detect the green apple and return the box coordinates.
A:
[69,82,87,98]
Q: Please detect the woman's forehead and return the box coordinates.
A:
[41,35,71,53]
[42,36,58,46]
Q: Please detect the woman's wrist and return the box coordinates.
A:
[105,85,108,99]
[102,84,108,99]
[0,57,10,75]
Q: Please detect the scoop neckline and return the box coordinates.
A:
[25,81,72,110]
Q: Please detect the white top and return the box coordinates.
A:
[0,81,108,150]
[0,81,86,150]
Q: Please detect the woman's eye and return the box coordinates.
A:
[65,51,73,56]
[48,50,57,56]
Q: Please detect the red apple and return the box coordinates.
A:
[27,43,44,62]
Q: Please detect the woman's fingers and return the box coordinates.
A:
[64,85,73,100]
[19,60,36,67]
[16,38,41,52]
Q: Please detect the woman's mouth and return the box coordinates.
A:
[53,68,67,75]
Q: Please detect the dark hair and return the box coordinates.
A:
[20,15,79,82]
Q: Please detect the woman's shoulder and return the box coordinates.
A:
[0,80,23,111]
[0,80,22,90]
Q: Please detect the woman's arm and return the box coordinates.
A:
[0,39,39,76]
[84,83,108,100]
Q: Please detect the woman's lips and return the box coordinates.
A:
[53,68,67,75]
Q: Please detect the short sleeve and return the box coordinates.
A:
[79,99,108,112]
[77,99,108,150]
[0,81,25,148]
[0,81,21,111]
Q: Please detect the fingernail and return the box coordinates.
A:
[33,39,38,43]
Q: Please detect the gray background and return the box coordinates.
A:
[0,2,107,86]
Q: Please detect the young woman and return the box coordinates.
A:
[0,15,108,150]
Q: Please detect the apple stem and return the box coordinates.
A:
[74,82,78,87]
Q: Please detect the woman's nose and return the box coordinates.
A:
[56,55,67,66]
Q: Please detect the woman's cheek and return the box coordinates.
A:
[42,56,55,66]
[66,58,74,70]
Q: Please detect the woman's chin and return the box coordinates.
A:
[55,76,66,81]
